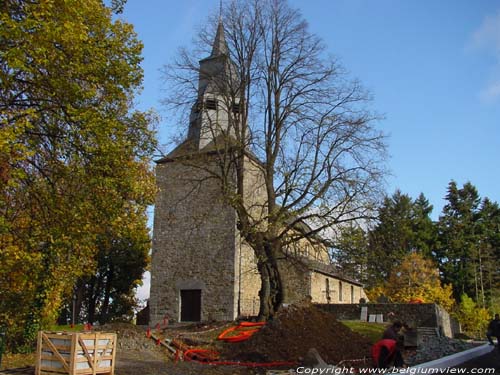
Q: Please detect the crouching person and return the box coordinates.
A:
[371,339,405,369]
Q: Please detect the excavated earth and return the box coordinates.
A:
[221,301,372,364]
[104,302,373,374]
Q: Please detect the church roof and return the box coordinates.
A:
[210,20,228,57]
[302,258,364,286]
[155,135,262,166]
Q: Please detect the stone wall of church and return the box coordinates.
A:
[310,272,367,304]
[279,260,312,303]
[150,159,238,324]
[237,156,265,317]
[236,239,261,317]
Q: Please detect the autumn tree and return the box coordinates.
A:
[164,0,386,318]
[367,252,454,311]
[454,294,490,338]
[0,0,156,349]
[57,210,151,325]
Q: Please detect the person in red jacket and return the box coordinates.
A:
[371,339,405,368]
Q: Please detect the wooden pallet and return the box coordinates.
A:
[35,332,116,375]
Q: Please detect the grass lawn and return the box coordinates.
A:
[341,320,387,343]
[47,324,85,332]
[1,352,35,370]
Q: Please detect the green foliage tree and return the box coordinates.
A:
[333,225,370,285]
[79,212,150,324]
[454,294,490,338]
[436,181,480,300]
[0,0,156,350]
[435,181,500,305]
[364,190,436,286]
[475,198,500,306]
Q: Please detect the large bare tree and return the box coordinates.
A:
[164,0,386,319]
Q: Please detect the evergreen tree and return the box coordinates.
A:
[366,190,436,286]
[475,198,500,306]
[333,225,370,285]
[436,181,482,301]
[412,193,437,258]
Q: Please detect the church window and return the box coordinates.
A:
[232,102,240,114]
[325,278,331,302]
[339,281,343,301]
[351,285,354,303]
[205,98,217,110]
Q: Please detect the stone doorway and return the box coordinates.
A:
[180,289,201,321]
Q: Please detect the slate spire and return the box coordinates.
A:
[210,19,228,57]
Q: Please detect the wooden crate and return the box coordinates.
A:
[35,331,116,375]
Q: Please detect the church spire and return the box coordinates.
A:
[210,18,228,57]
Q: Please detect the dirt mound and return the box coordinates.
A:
[95,323,161,352]
[221,302,372,364]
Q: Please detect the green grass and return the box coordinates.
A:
[46,324,85,332]
[341,320,388,343]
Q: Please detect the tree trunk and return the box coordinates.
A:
[256,241,284,320]
[74,279,85,324]
[100,264,114,324]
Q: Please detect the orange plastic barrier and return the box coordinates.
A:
[217,321,265,343]
[183,348,296,368]
[183,349,220,362]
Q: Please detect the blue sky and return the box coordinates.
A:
[120,0,500,300]
[120,0,500,220]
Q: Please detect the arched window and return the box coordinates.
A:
[339,281,343,302]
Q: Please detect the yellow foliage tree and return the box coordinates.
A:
[1,0,156,350]
[454,294,490,338]
[368,252,455,311]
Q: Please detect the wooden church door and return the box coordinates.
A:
[180,289,201,322]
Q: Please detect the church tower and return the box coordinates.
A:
[186,20,240,150]
[149,20,248,323]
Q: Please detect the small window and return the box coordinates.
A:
[232,102,240,114]
[325,278,331,302]
[351,285,354,303]
[205,98,217,110]
[339,281,343,302]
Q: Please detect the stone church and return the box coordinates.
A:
[149,21,367,324]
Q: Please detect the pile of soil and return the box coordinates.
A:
[95,323,162,352]
[221,301,372,365]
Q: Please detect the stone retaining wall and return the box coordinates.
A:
[316,303,460,338]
